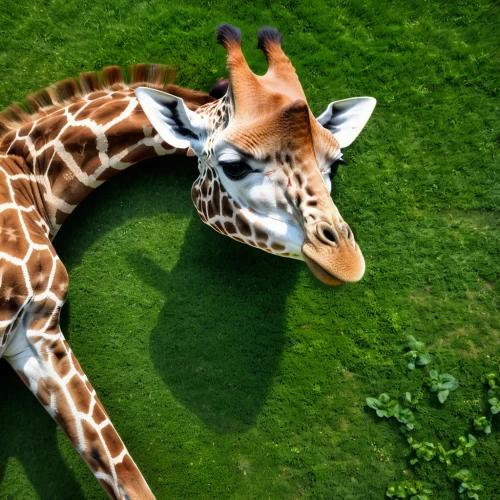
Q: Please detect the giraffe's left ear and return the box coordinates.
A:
[316,97,376,148]
[134,87,206,154]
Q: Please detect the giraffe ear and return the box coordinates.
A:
[134,87,206,153]
[316,97,376,148]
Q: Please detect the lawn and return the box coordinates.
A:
[0,0,498,498]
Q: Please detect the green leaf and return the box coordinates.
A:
[366,397,381,409]
[439,374,459,390]
[474,416,492,434]
[438,389,449,403]
[488,397,500,414]
[387,481,433,500]
[379,393,391,404]
[405,337,430,370]
[484,373,498,390]
[426,371,459,401]
[407,335,418,350]
[416,354,431,365]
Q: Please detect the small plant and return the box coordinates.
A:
[450,434,477,460]
[405,336,431,370]
[484,373,500,414]
[435,442,454,466]
[473,416,491,434]
[426,370,459,403]
[407,438,436,464]
[386,480,433,499]
[366,393,398,419]
[366,393,417,430]
[407,435,477,466]
[404,391,423,406]
[452,469,483,499]
[483,373,498,391]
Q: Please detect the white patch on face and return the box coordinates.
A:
[240,207,303,259]
[212,144,305,257]
[218,150,244,163]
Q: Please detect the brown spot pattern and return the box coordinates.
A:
[235,213,251,237]
[101,424,125,456]
[68,374,92,413]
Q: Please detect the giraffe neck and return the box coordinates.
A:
[1,87,208,238]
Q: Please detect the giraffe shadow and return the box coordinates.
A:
[128,218,298,433]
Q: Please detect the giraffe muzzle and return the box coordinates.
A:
[301,221,365,285]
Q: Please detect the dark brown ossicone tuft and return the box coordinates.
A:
[209,78,229,99]
[216,23,242,48]
[257,26,282,52]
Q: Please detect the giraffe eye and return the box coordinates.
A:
[329,157,347,180]
[219,160,254,181]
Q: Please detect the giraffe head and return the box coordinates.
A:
[135,24,375,285]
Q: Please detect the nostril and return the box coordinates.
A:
[316,223,338,246]
[315,222,340,246]
[323,229,336,243]
[345,224,352,240]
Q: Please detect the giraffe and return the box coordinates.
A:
[0,24,375,499]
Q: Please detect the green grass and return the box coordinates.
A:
[0,0,499,498]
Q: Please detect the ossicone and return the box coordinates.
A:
[256,26,282,53]
[216,23,242,48]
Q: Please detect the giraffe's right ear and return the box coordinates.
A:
[134,87,206,154]
[316,97,376,148]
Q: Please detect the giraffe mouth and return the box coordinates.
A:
[301,227,365,286]
[302,254,345,286]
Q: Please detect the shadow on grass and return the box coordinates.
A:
[128,216,298,433]
[0,153,299,494]
[0,358,87,500]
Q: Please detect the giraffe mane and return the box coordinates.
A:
[0,63,214,141]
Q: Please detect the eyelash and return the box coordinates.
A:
[219,160,254,181]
